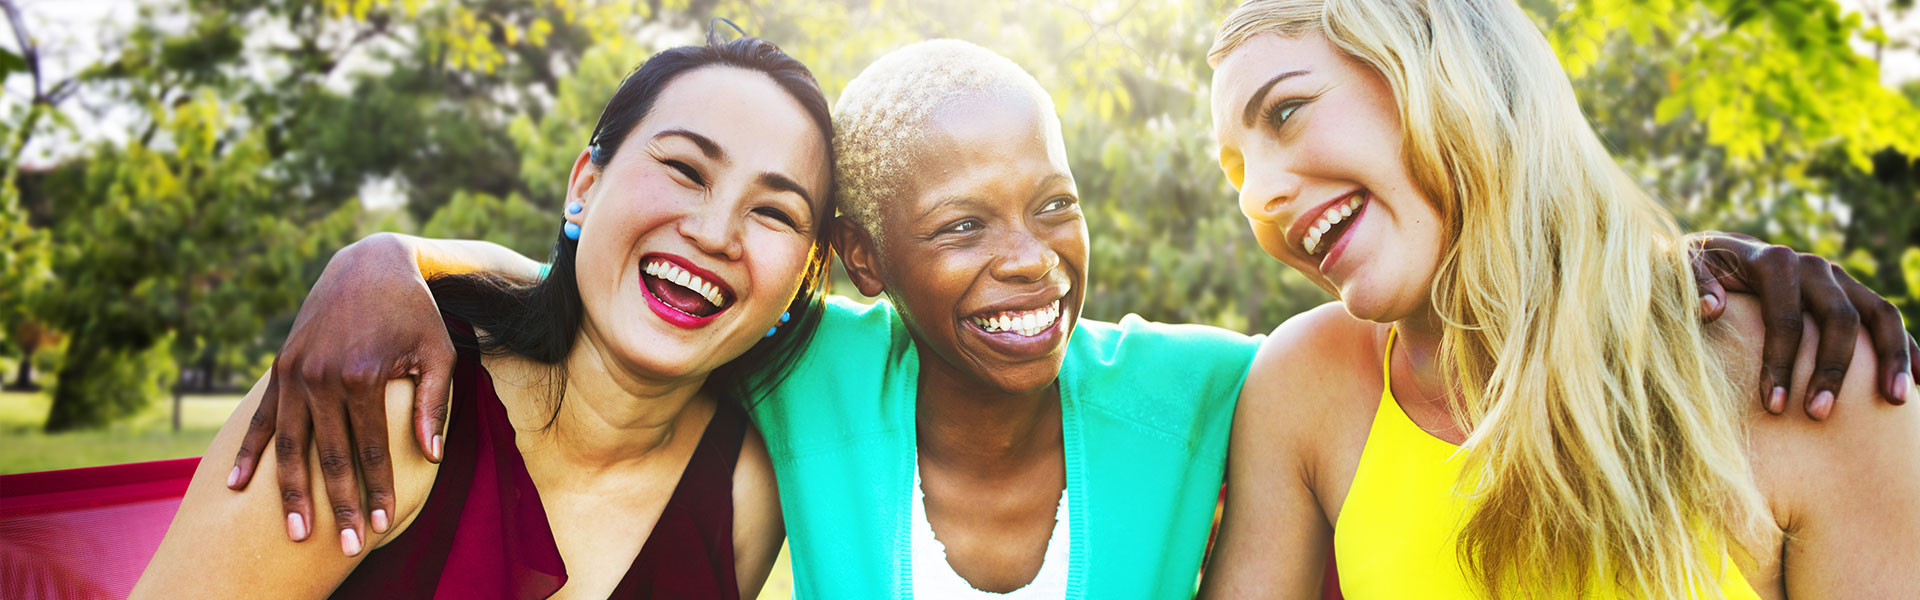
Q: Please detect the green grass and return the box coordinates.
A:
[0,390,242,474]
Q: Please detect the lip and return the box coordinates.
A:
[640,252,735,330]
[1317,200,1367,277]
[1287,188,1366,259]
[962,301,1069,359]
[959,286,1074,359]
[965,286,1071,319]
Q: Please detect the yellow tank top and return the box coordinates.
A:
[1332,329,1760,599]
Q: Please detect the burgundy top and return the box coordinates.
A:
[332,339,748,599]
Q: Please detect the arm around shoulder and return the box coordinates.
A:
[132,374,442,598]
[1718,295,1920,597]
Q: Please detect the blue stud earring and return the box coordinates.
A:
[562,202,584,240]
[763,311,792,338]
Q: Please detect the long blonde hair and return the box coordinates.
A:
[1211,1,1770,597]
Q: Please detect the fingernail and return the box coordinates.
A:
[372,509,390,533]
[432,435,444,461]
[1702,294,1721,313]
[287,513,308,541]
[1768,386,1786,414]
[341,528,362,556]
[1811,390,1835,420]
[1897,372,1915,405]
[226,466,241,488]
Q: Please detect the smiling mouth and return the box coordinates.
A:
[641,258,730,318]
[1303,191,1368,256]
[968,300,1061,337]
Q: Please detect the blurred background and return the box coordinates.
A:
[1,0,1917,594]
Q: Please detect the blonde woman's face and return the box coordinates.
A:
[1211,33,1443,323]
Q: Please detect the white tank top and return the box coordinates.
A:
[910,463,1071,599]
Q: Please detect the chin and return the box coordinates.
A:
[1333,284,1424,324]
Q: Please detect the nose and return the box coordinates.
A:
[989,225,1059,283]
[1238,164,1302,224]
[679,206,744,261]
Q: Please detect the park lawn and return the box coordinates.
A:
[0,390,242,474]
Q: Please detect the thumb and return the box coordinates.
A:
[408,345,456,463]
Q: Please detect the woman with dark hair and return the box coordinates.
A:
[131,30,833,599]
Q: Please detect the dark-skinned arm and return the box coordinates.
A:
[225,232,539,554]
[228,231,1914,553]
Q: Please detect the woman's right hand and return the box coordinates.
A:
[225,232,458,553]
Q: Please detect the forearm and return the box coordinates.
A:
[360,232,544,281]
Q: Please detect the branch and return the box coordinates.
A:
[1,0,43,99]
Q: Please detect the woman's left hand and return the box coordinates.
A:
[1690,232,1917,419]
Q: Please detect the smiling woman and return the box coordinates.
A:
[130,30,832,599]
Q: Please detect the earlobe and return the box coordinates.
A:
[833,220,887,297]
[565,147,599,217]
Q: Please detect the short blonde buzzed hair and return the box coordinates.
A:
[832,39,1059,243]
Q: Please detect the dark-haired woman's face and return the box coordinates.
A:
[863,89,1088,396]
[564,66,829,383]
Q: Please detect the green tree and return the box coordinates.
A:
[34,95,352,431]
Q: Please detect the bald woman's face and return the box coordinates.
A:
[845,87,1088,395]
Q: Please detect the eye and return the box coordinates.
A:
[1040,196,1077,213]
[940,218,982,235]
[664,159,707,187]
[754,206,798,228]
[1263,98,1308,129]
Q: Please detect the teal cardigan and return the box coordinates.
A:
[749,296,1260,599]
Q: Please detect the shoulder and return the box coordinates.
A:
[1066,313,1261,390]
[1239,303,1389,449]
[1713,294,1920,593]
[731,423,785,597]
[1244,302,1384,396]
[134,374,442,596]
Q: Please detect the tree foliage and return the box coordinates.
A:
[3,0,1916,428]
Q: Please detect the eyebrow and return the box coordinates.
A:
[917,195,989,222]
[655,128,723,160]
[1242,69,1311,128]
[758,172,816,210]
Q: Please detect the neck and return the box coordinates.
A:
[1392,309,1456,404]
[521,328,709,470]
[913,358,1062,476]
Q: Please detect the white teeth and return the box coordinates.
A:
[1302,193,1368,257]
[643,259,728,308]
[970,300,1062,336]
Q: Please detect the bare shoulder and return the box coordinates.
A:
[1712,294,1920,596]
[731,422,784,598]
[132,374,443,597]
[1241,302,1389,442]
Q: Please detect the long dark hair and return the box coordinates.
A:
[427,24,833,414]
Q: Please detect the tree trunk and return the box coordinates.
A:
[43,344,98,433]
[8,345,32,390]
[172,385,183,432]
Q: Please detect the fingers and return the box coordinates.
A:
[272,360,317,544]
[229,369,282,490]
[343,359,397,537]
[307,367,369,557]
[1695,268,1728,323]
[1798,259,1859,421]
[1839,268,1913,405]
[1751,246,1803,415]
[408,340,457,464]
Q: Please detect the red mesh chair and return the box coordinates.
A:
[0,458,198,600]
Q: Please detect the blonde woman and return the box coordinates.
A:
[1202,0,1919,598]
